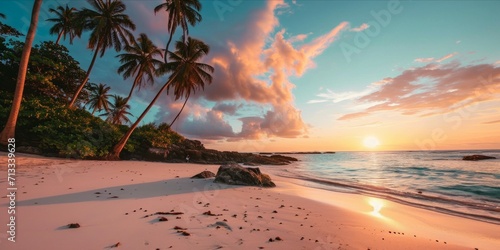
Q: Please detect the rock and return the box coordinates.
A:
[164,139,297,165]
[191,170,216,179]
[462,155,496,161]
[67,223,80,228]
[214,164,276,188]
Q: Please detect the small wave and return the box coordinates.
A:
[277,172,500,224]
[438,185,500,200]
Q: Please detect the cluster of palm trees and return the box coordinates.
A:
[0,0,214,160]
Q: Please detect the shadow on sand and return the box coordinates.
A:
[17,177,242,206]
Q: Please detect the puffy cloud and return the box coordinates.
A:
[338,62,500,120]
[142,1,347,142]
[212,102,241,116]
[178,110,236,140]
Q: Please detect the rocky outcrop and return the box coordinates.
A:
[214,164,276,188]
[462,155,496,161]
[153,139,297,165]
[191,170,216,179]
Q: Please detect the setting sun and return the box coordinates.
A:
[363,136,380,149]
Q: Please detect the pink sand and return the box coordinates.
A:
[0,152,499,249]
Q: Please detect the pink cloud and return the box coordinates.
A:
[436,52,458,63]
[339,62,500,120]
[150,1,346,141]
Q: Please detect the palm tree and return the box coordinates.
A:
[86,83,112,115]
[154,0,202,62]
[47,4,80,44]
[0,0,43,145]
[117,33,163,101]
[68,0,136,108]
[169,95,189,128]
[102,95,132,125]
[107,37,214,160]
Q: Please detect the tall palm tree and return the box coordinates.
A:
[107,37,214,160]
[102,95,132,125]
[117,33,163,101]
[169,94,189,128]
[68,0,136,108]
[47,4,80,45]
[0,0,43,145]
[154,0,202,62]
[86,83,112,115]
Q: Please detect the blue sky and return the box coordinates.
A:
[3,0,500,152]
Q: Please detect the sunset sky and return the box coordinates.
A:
[4,0,500,152]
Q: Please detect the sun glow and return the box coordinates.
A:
[363,136,380,149]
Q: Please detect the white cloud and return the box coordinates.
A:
[350,23,369,32]
[415,57,435,63]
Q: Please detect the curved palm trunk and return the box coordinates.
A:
[164,33,173,63]
[68,45,100,108]
[125,74,141,102]
[108,75,177,160]
[169,94,189,128]
[0,0,42,145]
[55,31,63,45]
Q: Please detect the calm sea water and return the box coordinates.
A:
[271,150,500,224]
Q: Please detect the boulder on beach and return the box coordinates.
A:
[191,170,216,179]
[214,164,276,188]
[462,155,496,161]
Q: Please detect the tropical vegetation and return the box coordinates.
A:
[46,4,81,44]
[0,0,211,160]
[68,0,136,108]
[154,0,202,62]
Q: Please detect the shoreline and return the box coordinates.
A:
[1,153,499,249]
[273,173,500,225]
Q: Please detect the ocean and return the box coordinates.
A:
[271,150,500,224]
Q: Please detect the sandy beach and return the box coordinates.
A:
[1,152,499,250]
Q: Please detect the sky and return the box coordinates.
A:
[3,0,500,152]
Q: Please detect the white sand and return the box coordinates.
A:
[0,153,499,249]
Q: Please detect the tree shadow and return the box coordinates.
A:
[18,177,241,206]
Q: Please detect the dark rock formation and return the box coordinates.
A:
[462,155,496,161]
[143,139,298,165]
[214,164,276,187]
[191,170,216,179]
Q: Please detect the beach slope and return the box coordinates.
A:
[0,153,498,249]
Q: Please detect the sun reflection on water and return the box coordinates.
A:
[368,198,384,217]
